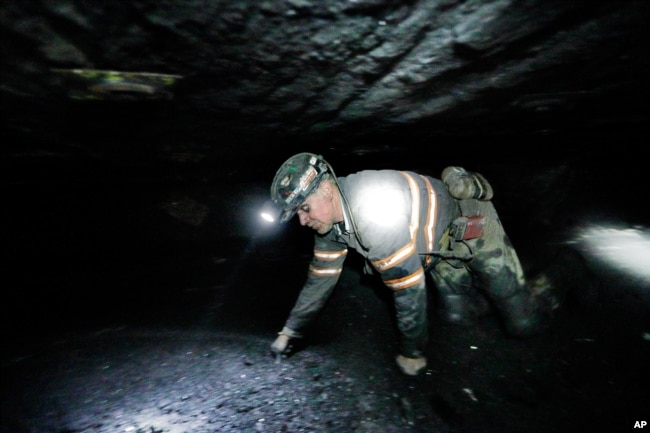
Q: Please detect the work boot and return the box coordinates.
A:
[396,354,427,376]
[441,166,494,201]
[529,273,563,312]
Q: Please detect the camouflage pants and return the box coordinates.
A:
[428,199,545,336]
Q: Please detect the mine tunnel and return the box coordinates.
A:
[2,1,649,432]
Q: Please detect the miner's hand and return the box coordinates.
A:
[271,333,291,355]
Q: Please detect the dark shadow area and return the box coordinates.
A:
[3,142,650,433]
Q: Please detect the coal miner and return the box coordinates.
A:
[263,153,557,376]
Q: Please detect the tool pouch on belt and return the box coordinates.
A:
[449,198,485,241]
[449,215,485,241]
[422,199,483,265]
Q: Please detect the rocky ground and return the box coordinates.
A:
[3,154,650,433]
[2,225,649,433]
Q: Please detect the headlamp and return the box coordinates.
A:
[260,199,282,223]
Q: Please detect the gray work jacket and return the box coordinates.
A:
[283,169,459,358]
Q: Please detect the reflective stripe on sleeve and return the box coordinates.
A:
[314,248,348,261]
[308,264,343,277]
[371,240,415,270]
[384,268,425,290]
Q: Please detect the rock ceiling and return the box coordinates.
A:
[2,0,649,172]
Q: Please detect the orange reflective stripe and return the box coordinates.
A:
[314,248,348,261]
[399,172,420,239]
[308,264,343,277]
[371,240,415,270]
[384,268,425,290]
[420,175,437,268]
[371,172,421,271]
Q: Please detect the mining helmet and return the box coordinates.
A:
[270,152,329,223]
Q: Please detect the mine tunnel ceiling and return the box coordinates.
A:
[1,0,649,169]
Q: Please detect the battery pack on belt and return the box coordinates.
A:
[449,215,485,241]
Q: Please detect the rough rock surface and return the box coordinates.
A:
[2,0,649,163]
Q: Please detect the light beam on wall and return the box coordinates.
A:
[573,223,650,287]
